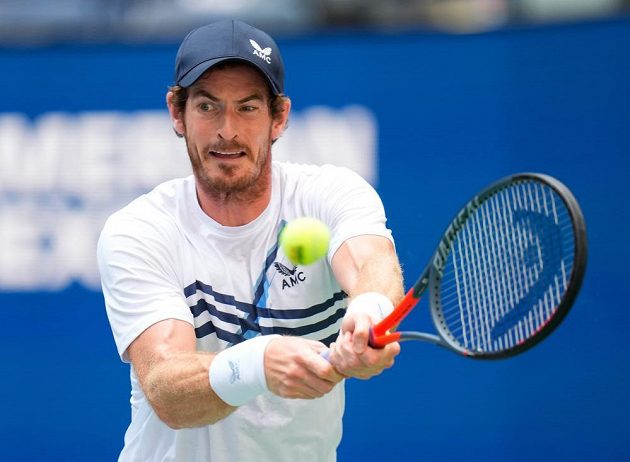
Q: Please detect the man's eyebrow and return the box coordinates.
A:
[189,90,265,104]
[236,92,265,104]
[190,89,218,101]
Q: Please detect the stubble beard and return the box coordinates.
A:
[185,134,272,203]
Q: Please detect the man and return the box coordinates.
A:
[97,19,403,462]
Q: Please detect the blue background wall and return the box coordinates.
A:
[1,18,629,461]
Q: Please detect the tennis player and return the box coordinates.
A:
[97,19,403,462]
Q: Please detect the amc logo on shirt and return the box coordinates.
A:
[273,262,306,290]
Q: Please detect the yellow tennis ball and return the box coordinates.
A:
[280,217,330,266]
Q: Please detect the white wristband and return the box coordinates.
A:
[209,334,279,407]
[346,292,394,322]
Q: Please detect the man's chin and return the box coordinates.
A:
[198,171,257,195]
[191,147,271,198]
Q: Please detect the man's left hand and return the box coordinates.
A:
[327,311,400,379]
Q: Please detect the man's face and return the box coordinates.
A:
[175,63,286,197]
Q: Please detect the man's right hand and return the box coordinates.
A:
[264,336,345,399]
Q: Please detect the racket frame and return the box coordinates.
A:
[369,172,588,359]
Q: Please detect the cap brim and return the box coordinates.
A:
[178,56,281,94]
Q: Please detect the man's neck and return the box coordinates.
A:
[195,173,272,227]
[197,188,271,227]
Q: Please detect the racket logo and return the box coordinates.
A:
[432,196,480,274]
[490,210,563,337]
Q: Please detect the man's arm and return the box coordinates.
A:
[329,234,404,378]
[127,319,229,429]
[128,319,344,429]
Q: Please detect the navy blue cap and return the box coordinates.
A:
[174,20,284,94]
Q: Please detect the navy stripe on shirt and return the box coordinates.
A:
[184,279,346,345]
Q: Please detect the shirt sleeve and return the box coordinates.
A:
[97,209,193,362]
[303,165,394,262]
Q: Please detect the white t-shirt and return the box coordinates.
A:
[97,161,393,462]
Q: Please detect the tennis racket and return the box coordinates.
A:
[359,173,586,359]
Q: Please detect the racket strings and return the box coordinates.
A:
[437,180,576,353]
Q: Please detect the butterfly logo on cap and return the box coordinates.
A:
[249,39,272,64]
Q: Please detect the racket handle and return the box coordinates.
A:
[321,328,398,361]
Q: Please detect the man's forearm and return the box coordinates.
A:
[142,351,236,429]
[349,249,404,305]
[332,235,404,306]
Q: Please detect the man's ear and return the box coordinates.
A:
[166,91,185,138]
[271,97,291,142]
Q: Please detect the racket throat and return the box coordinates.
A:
[368,289,423,348]
[369,329,401,348]
[398,331,443,345]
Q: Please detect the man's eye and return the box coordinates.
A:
[240,105,258,112]
[197,101,217,112]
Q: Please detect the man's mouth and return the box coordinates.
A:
[209,149,246,159]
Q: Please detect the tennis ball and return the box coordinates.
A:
[280,217,330,266]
